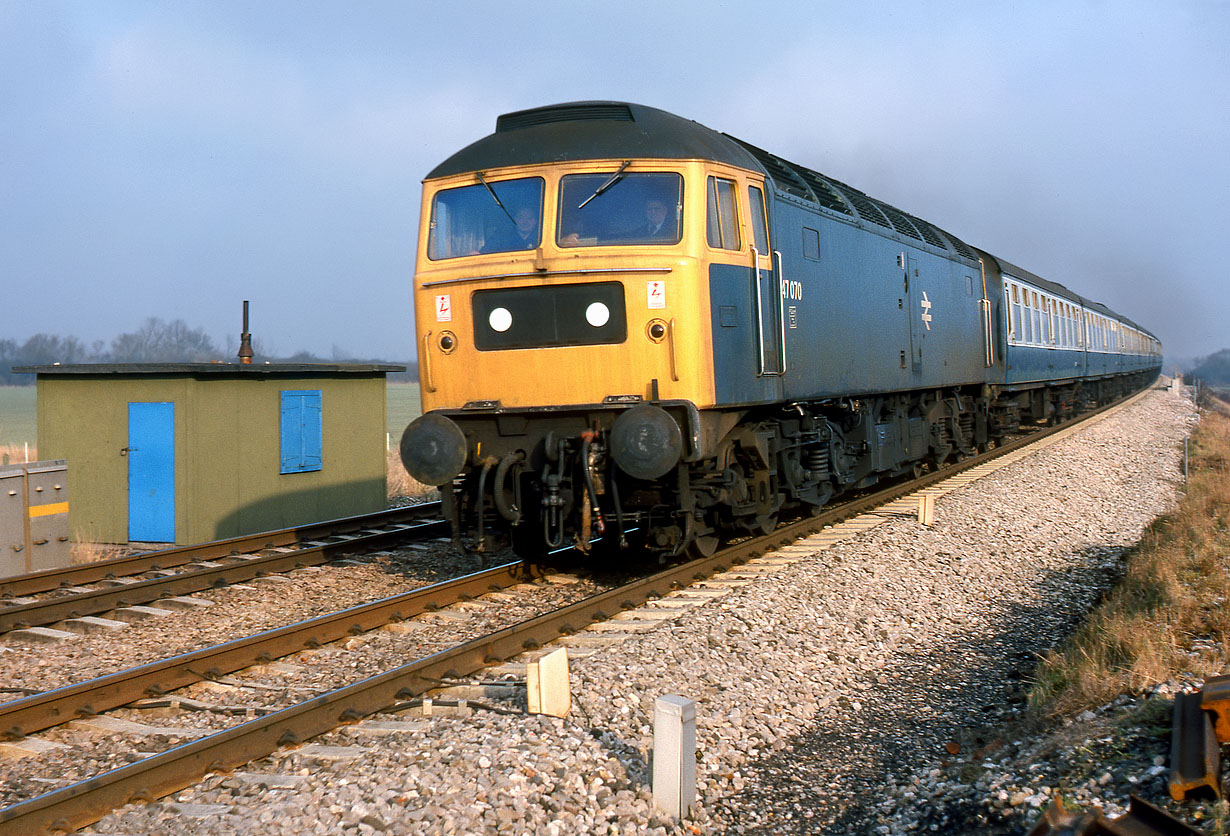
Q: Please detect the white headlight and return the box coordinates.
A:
[585,302,610,328]
[489,307,513,332]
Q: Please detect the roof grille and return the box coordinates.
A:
[826,181,892,230]
[793,168,853,216]
[933,227,979,261]
[496,103,634,132]
[870,200,923,241]
[726,138,814,201]
[902,214,949,250]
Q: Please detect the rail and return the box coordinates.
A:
[0,503,441,599]
[0,516,449,633]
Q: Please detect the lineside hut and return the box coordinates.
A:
[17,363,403,546]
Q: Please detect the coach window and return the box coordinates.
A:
[706,176,741,250]
[1010,285,1022,342]
[1040,298,1050,345]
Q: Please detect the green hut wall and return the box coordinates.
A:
[26,365,398,545]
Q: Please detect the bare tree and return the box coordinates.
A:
[108,318,221,362]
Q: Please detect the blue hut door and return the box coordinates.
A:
[128,402,175,542]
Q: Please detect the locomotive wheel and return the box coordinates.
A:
[752,513,778,536]
[687,533,720,558]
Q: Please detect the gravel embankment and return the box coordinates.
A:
[13,386,1197,835]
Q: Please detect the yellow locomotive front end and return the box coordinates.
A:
[413,160,722,412]
[400,102,772,558]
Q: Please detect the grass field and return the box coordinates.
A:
[0,386,37,449]
[386,381,422,440]
[0,383,422,449]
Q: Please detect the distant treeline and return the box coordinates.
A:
[1189,349,1230,387]
[1,317,416,385]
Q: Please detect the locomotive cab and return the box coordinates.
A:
[402,151,760,556]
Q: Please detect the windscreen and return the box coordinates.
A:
[427,177,544,259]
[558,172,683,247]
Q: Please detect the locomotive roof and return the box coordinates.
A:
[427,102,765,179]
[428,102,1153,339]
[430,101,983,263]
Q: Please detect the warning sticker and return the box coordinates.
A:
[435,294,452,322]
[647,280,665,310]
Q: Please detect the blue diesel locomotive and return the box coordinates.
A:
[400,102,1161,558]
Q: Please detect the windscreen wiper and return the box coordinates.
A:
[577,160,631,209]
[475,171,518,226]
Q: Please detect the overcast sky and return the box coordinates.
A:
[3,0,1226,365]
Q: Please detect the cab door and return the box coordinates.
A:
[748,183,784,377]
[707,174,782,405]
[742,185,782,378]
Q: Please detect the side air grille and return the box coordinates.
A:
[496,103,634,132]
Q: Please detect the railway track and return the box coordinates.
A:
[0,390,1151,834]
[0,504,443,600]
[0,504,446,635]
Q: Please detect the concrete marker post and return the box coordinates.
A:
[653,694,696,819]
[527,647,571,718]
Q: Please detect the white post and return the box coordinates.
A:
[653,694,696,819]
[527,647,571,717]
[917,494,935,526]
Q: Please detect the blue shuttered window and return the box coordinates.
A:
[280,390,323,474]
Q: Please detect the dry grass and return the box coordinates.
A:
[70,539,131,565]
[386,447,437,502]
[0,442,37,465]
[1029,404,1230,718]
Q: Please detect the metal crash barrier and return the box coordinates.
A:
[1,459,70,579]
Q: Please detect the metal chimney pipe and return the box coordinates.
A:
[237,300,254,364]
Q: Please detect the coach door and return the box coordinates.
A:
[749,184,785,376]
[127,402,175,542]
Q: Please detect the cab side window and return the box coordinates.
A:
[706,176,741,250]
[748,185,769,253]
